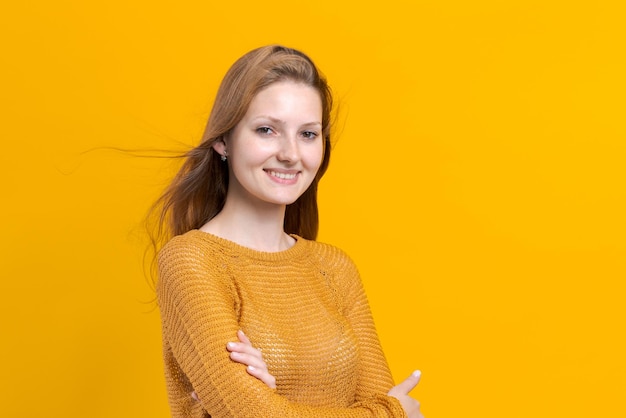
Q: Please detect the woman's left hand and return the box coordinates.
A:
[191,330,276,402]
[226,330,277,389]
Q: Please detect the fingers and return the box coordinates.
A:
[227,330,277,389]
[227,340,266,371]
[245,362,276,388]
[389,370,421,397]
[228,330,261,367]
[237,329,251,345]
[227,345,267,370]
[387,371,423,418]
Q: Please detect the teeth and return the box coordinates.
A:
[269,171,297,180]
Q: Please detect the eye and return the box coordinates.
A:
[256,126,274,135]
[301,130,319,140]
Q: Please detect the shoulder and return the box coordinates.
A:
[159,229,209,253]
[297,237,360,277]
[158,230,224,265]
[300,239,367,309]
[297,236,351,260]
[157,230,231,291]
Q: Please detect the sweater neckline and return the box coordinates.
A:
[188,229,308,262]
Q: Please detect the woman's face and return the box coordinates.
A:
[216,81,324,209]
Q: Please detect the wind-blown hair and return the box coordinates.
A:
[146,45,334,278]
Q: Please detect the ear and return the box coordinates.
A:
[212,138,226,156]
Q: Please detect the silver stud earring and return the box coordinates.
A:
[220,154,227,162]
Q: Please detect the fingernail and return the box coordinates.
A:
[412,370,422,378]
[227,342,236,349]
[248,365,256,371]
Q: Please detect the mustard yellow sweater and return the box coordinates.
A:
[157,230,406,417]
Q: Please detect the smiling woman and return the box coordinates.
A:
[149,45,424,418]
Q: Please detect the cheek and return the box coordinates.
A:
[309,142,325,170]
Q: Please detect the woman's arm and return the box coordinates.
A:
[158,238,407,418]
[201,246,425,417]
[191,330,276,403]
[333,253,424,416]
[226,325,423,418]
[227,330,276,389]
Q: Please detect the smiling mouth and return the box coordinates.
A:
[267,170,298,180]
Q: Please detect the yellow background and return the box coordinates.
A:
[2,1,624,417]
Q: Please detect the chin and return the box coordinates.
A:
[264,193,303,206]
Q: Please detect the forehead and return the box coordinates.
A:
[246,81,322,117]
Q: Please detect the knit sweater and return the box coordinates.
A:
[157,229,406,418]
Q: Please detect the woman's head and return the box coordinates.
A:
[212,80,325,213]
[153,45,333,244]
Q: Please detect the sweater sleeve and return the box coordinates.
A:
[157,238,407,418]
[333,253,400,402]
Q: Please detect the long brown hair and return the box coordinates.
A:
[146,45,334,275]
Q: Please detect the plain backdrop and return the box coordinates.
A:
[1,1,625,417]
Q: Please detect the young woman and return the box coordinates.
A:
[153,45,424,418]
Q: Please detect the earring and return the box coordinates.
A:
[220,154,227,162]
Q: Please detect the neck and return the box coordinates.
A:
[200,196,294,252]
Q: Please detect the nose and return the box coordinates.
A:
[277,134,300,163]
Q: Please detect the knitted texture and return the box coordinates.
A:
[157,230,407,418]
